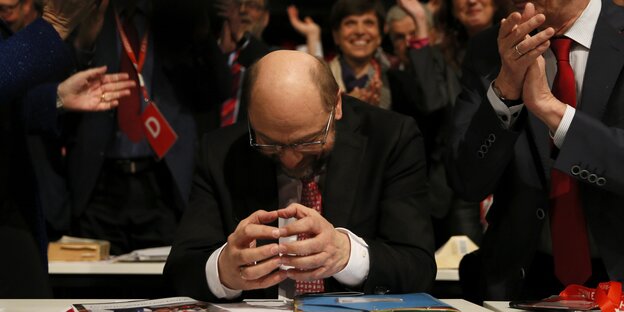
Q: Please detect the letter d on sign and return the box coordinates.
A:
[141,102,177,159]
[145,117,161,138]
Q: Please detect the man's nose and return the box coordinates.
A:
[279,149,304,169]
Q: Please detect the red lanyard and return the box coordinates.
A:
[114,9,150,100]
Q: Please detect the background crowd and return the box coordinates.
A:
[2,0,623,304]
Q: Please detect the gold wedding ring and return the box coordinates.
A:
[514,44,523,57]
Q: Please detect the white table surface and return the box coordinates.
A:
[0,298,487,312]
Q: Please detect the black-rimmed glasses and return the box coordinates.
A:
[249,108,335,154]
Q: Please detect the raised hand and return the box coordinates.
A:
[397,0,429,39]
[58,66,135,112]
[522,55,566,132]
[494,2,554,101]
[277,204,350,282]
[287,5,321,41]
[216,0,243,53]
[217,210,288,291]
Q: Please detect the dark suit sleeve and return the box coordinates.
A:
[21,83,62,135]
[556,110,624,195]
[164,135,229,302]
[0,18,72,103]
[444,34,522,202]
[363,117,436,294]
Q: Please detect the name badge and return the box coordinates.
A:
[141,102,178,159]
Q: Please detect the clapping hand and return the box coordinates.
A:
[494,3,554,101]
[58,66,136,112]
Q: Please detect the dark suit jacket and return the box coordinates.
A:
[446,0,624,300]
[65,6,227,217]
[164,96,436,301]
[0,18,72,298]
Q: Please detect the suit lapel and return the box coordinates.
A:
[322,101,367,228]
[579,13,624,119]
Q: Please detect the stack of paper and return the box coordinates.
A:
[114,246,171,262]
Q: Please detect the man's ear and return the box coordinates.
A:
[335,91,343,120]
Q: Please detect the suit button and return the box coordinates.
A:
[597,177,607,186]
[488,134,496,142]
[485,140,492,148]
[580,169,589,180]
[480,145,488,153]
[571,165,581,175]
[477,151,485,159]
[588,174,597,183]
[536,208,545,220]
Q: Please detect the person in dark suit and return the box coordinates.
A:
[387,0,512,249]
[447,0,624,302]
[0,1,134,298]
[164,50,436,301]
[66,0,229,255]
[0,0,137,298]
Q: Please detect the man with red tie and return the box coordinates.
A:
[446,0,624,302]
[66,0,230,255]
[164,50,436,301]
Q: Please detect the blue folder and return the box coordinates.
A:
[294,292,459,312]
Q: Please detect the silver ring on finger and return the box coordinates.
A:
[101,93,107,103]
[514,44,524,57]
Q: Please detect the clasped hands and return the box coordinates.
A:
[494,2,566,131]
[218,204,351,291]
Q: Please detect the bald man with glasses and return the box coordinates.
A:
[164,50,436,301]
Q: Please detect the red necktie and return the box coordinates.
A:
[549,37,592,286]
[117,16,145,142]
[220,54,243,127]
[295,176,325,295]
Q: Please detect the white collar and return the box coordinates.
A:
[564,0,601,49]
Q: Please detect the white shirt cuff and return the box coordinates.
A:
[487,82,524,128]
[552,105,576,148]
[333,228,370,287]
[206,243,242,299]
